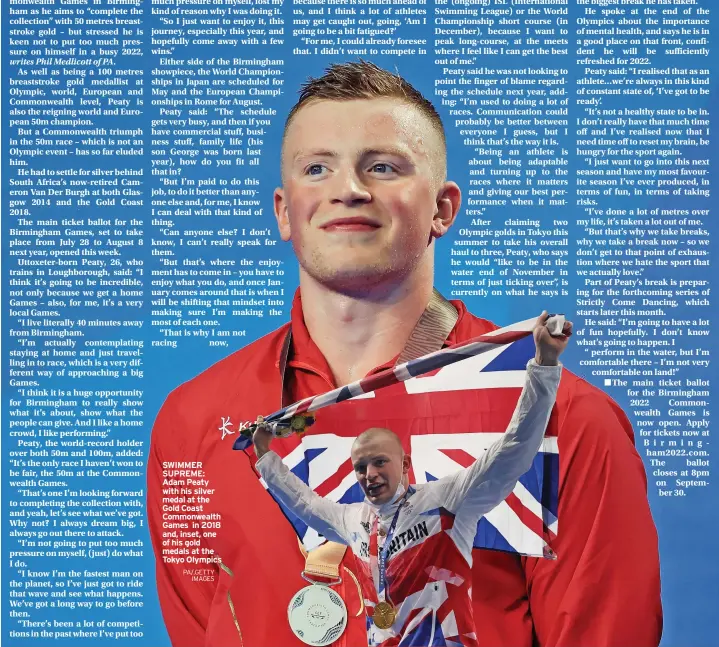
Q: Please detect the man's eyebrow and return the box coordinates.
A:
[293,149,337,164]
[361,147,412,160]
[292,147,414,165]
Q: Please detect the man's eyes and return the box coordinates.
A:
[306,164,326,176]
[369,162,396,174]
[354,459,386,472]
[303,162,398,176]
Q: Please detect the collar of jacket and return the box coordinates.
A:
[277,287,461,384]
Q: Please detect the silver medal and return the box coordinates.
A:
[287,584,347,646]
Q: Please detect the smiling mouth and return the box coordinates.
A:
[367,483,386,496]
[321,217,381,232]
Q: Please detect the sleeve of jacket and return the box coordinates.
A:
[524,377,663,647]
[148,390,215,647]
[437,360,561,519]
[255,451,352,545]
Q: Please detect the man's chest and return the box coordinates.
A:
[347,490,461,563]
[193,365,556,563]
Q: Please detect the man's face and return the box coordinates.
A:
[274,98,460,292]
[351,432,410,506]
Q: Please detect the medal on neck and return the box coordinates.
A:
[369,490,411,630]
[371,601,397,630]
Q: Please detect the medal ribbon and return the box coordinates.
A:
[369,488,414,606]
[233,314,565,449]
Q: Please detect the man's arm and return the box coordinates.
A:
[254,449,352,545]
[438,359,562,517]
[435,312,568,517]
[524,382,662,646]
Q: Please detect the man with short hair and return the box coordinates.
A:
[253,315,566,646]
[149,61,662,647]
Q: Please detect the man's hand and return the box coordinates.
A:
[534,311,572,366]
[252,423,274,459]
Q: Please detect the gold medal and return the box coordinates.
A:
[372,601,396,629]
[289,413,315,432]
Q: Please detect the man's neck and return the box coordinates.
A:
[299,267,434,386]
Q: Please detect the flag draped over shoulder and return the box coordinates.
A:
[235,317,561,559]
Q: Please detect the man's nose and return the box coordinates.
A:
[330,167,371,205]
[366,465,380,480]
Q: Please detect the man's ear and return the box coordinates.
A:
[430,181,461,240]
[274,187,291,242]
[402,454,412,475]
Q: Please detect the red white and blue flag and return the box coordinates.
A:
[241,318,559,558]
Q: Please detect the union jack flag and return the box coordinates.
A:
[246,318,560,558]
